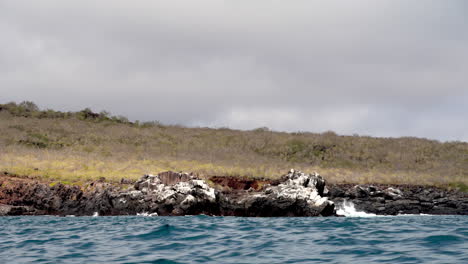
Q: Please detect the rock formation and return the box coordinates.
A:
[0,170,334,216]
[327,184,468,215]
[217,169,334,216]
[113,172,218,216]
[0,170,466,216]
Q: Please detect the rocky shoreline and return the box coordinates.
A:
[1,170,467,217]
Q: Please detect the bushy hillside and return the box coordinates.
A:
[0,101,466,189]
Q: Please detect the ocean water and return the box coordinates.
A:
[0,214,467,264]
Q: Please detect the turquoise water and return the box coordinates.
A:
[0,215,467,263]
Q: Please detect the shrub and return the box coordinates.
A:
[0,100,466,187]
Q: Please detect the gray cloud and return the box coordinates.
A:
[1,0,467,141]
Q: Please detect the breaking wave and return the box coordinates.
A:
[137,212,158,217]
[336,200,377,217]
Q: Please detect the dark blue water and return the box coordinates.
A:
[0,215,467,264]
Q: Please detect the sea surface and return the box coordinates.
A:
[0,214,467,264]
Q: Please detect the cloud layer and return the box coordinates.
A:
[1,0,467,141]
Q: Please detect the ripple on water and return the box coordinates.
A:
[123,224,174,240]
[422,234,465,247]
[0,215,467,264]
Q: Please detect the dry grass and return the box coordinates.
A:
[3,147,463,187]
[0,105,467,188]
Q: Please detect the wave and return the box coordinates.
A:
[137,212,158,217]
[1,215,466,263]
[336,201,434,217]
[336,200,377,217]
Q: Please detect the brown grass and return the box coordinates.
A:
[0,103,467,189]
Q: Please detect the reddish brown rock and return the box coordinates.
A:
[1,171,467,217]
[209,176,271,191]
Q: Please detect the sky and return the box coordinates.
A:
[1,0,467,142]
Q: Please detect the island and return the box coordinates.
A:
[0,102,467,216]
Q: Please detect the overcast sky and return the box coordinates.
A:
[1,1,467,141]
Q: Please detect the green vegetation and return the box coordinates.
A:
[0,101,467,189]
[0,101,131,124]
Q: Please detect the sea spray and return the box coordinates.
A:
[336,200,377,217]
[137,212,158,217]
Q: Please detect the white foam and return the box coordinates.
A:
[137,212,158,217]
[336,200,377,217]
[397,213,431,216]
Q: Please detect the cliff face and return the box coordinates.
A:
[0,171,466,217]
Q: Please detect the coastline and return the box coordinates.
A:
[1,170,467,217]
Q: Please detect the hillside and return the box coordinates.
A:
[0,101,466,189]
